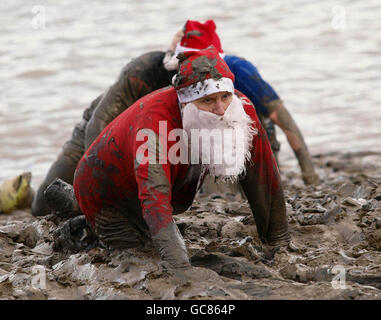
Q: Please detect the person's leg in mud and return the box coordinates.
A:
[42,178,98,252]
[31,126,85,217]
[31,94,103,216]
[44,178,82,219]
[92,208,152,250]
[48,186,152,252]
[43,169,149,253]
[53,210,150,254]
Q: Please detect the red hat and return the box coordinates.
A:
[173,45,234,103]
[175,20,224,56]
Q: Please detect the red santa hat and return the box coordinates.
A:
[175,20,224,57]
[173,45,234,103]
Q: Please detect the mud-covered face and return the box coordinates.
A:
[191,91,232,116]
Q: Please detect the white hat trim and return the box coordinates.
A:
[176,77,234,103]
[175,43,225,58]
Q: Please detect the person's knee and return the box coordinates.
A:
[44,178,82,218]
[31,182,51,216]
[31,151,81,217]
[93,208,150,249]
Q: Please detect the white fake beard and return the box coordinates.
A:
[182,94,258,183]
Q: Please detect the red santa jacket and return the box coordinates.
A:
[73,86,281,239]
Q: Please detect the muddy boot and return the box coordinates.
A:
[53,215,100,253]
[44,178,82,219]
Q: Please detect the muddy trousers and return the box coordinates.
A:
[46,178,189,267]
[93,208,151,249]
[85,206,188,269]
[92,208,189,268]
[31,96,102,216]
[45,179,152,250]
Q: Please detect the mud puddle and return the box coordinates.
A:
[0,151,380,300]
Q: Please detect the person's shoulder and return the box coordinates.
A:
[136,87,180,122]
[137,51,167,61]
[142,85,176,103]
[122,51,166,73]
[225,55,259,77]
[225,55,255,66]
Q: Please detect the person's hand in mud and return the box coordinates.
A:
[302,171,321,186]
[267,100,320,185]
[152,222,191,270]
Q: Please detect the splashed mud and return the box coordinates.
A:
[0,151,381,300]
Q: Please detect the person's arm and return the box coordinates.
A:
[267,100,319,185]
[239,103,290,247]
[231,57,319,185]
[134,130,190,269]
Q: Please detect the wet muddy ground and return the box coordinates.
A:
[1,0,380,301]
[0,151,380,300]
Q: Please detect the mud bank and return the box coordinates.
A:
[0,151,380,300]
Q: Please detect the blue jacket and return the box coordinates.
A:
[224,55,280,117]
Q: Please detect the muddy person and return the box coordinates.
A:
[47,46,289,269]
[31,19,318,217]
[163,20,319,186]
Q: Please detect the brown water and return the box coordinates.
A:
[1,1,381,300]
[1,0,380,188]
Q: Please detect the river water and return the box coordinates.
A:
[0,0,380,189]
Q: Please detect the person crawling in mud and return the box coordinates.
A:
[46,46,291,269]
[32,19,319,217]
[165,20,319,187]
